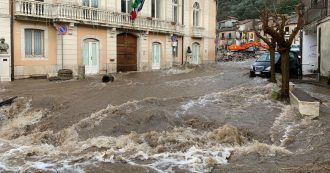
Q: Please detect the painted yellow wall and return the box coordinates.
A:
[14,20,57,66]
[77,25,107,67]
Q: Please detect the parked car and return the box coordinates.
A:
[250,51,302,78]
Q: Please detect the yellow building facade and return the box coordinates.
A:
[2,0,217,78]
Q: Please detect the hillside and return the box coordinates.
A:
[217,0,300,21]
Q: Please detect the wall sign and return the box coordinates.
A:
[58,25,68,35]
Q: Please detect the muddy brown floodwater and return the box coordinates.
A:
[0,61,329,173]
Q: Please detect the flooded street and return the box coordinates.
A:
[0,61,329,173]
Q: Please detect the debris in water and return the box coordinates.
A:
[0,96,17,108]
[208,124,242,145]
[102,74,114,83]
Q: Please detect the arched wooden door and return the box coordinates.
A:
[117,33,137,72]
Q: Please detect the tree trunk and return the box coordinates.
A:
[269,46,276,83]
[280,49,290,100]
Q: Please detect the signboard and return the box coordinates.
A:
[58,25,68,35]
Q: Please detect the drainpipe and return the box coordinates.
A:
[10,0,14,81]
[181,0,184,65]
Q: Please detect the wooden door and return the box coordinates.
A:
[117,33,137,72]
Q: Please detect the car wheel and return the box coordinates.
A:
[250,71,256,78]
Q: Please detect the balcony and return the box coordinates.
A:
[304,0,329,25]
[191,26,204,38]
[310,0,328,9]
[14,0,184,35]
[304,8,328,25]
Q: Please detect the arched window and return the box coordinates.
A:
[172,0,178,23]
[193,2,200,26]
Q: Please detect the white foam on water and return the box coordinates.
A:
[165,74,219,87]
[0,83,291,173]
[175,83,282,117]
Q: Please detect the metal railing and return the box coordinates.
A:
[15,0,184,34]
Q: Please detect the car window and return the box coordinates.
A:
[275,54,280,62]
[289,52,298,68]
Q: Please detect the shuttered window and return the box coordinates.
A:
[25,29,44,57]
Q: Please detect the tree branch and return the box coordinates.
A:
[288,4,303,45]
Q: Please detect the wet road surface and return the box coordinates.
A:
[0,61,329,173]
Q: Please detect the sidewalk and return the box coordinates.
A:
[291,77,330,89]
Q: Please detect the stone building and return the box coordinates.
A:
[0,0,217,79]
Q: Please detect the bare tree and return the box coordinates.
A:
[258,4,303,100]
[253,20,277,83]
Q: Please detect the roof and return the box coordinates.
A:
[287,16,298,25]
[237,19,253,25]
[219,27,236,32]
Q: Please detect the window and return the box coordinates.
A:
[229,33,232,39]
[193,2,200,26]
[172,0,178,23]
[121,0,133,13]
[250,33,254,40]
[82,0,98,8]
[151,0,161,18]
[82,0,98,19]
[25,29,44,57]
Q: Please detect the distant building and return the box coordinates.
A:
[217,17,238,49]
[285,15,301,46]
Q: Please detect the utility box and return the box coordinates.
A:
[0,54,11,82]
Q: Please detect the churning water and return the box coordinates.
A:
[1,63,329,173]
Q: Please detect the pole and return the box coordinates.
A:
[10,0,14,81]
[181,0,184,65]
[61,34,64,69]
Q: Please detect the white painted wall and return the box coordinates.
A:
[302,31,318,75]
[106,28,117,73]
[57,26,78,74]
[0,0,11,53]
[318,17,330,77]
[0,0,11,81]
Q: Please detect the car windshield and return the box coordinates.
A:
[256,53,280,62]
[257,54,270,62]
